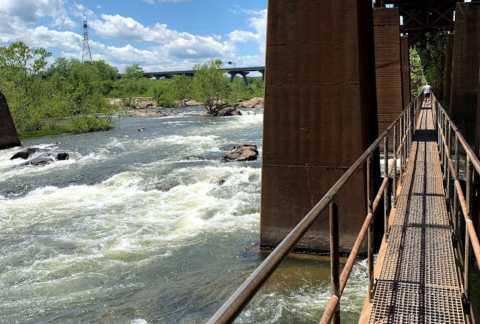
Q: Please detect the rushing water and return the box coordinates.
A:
[0,107,368,324]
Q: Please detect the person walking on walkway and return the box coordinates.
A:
[422,82,432,102]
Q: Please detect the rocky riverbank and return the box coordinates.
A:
[109,97,264,110]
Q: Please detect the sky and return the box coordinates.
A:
[0,0,267,72]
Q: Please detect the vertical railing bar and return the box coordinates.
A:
[393,124,397,207]
[465,156,472,303]
[453,133,459,236]
[384,136,389,236]
[437,107,441,161]
[439,112,443,165]
[400,116,404,182]
[329,199,340,324]
[367,154,374,303]
[443,116,447,175]
[407,107,411,151]
[446,124,451,201]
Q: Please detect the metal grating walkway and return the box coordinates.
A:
[368,106,467,323]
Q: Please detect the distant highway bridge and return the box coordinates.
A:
[143,66,265,85]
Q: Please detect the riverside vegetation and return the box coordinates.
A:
[0,42,264,138]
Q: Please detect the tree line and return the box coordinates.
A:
[0,42,264,137]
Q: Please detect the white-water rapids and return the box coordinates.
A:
[0,107,368,323]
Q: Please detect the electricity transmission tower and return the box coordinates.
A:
[82,20,92,62]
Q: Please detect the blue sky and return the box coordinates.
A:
[0,0,267,72]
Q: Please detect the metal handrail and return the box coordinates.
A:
[207,93,423,324]
[431,94,480,312]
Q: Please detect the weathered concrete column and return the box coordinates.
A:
[450,2,480,145]
[373,8,403,134]
[400,35,411,108]
[0,92,21,150]
[443,34,454,106]
[261,0,379,253]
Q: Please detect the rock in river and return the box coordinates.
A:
[10,148,41,160]
[223,145,258,162]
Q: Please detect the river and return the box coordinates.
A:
[0,107,368,324]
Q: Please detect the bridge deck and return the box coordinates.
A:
[367,105,466,323]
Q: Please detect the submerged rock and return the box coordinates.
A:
[57,153,70,161]
[223,145,258,162]
[10,148,41,160]
[19,153,55,166]
[15,152,70,166]
[199,106,242,117]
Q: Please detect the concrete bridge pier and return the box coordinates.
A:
[260,0,380,253]
[400,36,411,107]
[0,92,21,150]
[229,71,249,85]
[373,8,404,137]
[450,2,480,145]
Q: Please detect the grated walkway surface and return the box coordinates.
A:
[368,106,466,323]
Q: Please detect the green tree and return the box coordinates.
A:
[113,64,150,98]
[193,59,229,112]
[0,41,52,132]
[410,48,426,98]
[170,74,192,106]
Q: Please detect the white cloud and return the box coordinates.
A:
[229,9,267,54]
[90,14,236,61]
[0,1,266,72]
[0,0,64,24]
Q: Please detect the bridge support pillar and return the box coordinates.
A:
[261,0,379,253]
[229,71,249,85]
[443,34,454,106]
[450,2,480,145]
[0,92,21,150]
[400,35,411,108]
[373,8,403,136]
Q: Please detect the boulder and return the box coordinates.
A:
[18,152,69,166]
[11,148,41,160]
[185,99,202,106]
[200,106,242,117]
[238,97,264,108]
[57,153,70,161]
[19,153,55,166]
[128,110,167,117]
[108,98,123,106]
[223,145,258,162]
[133,97,157,109]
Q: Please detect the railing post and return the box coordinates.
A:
[384,136,389,235]
[407,107,411,151]
[400,116,404,181]
[439,112,443,165]
[453,133,459,236]
[393,124,397,207]
[367,154,374,302]
[329,198,340,324]
[443,117,448,175]
[446,125,451,201]
[437,109,441,158]
[464,156,472,306]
